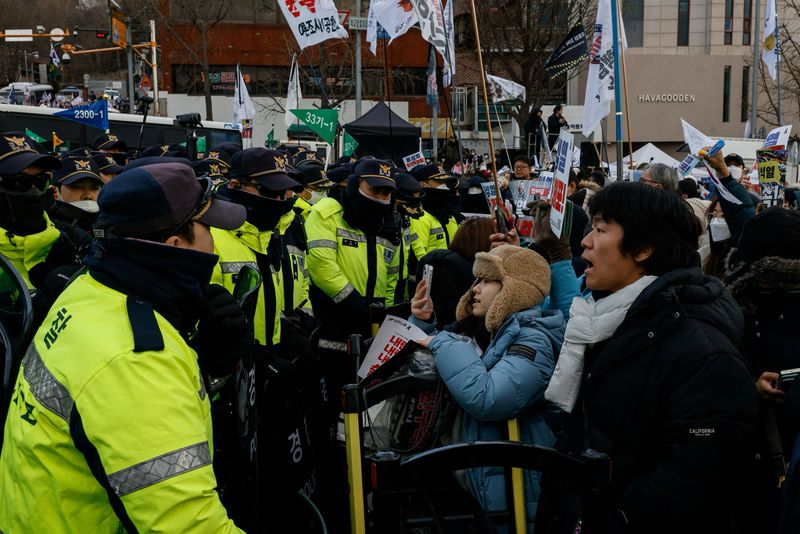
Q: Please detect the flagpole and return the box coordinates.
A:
[491,98,512,169]
[467,0,504,218]
[751,0,760,137]
[439,0,464,170]
[609,0,624,181]
[776,28,782,126]
[616,6,634,169]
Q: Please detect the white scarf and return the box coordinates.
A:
[544,275,658,413]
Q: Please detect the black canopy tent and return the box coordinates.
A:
[343,101,421,165]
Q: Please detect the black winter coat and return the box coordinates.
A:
[577,268,758,533]
[416,249,475,330]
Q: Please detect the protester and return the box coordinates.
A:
[0,162,247,532]
[640,162,679,191]
[702,148,757,243]
[438,133,460,171]
[512,155,532,180]
[547,104,568,149]
[411,244,564,530]
[543,182,758,532]
[525,107,545,156]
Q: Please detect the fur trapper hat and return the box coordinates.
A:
[455,245,551,332]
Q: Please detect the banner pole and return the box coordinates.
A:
[609,0,624,182]
[616,5,634,169]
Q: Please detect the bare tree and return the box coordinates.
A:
[460,0,588,134]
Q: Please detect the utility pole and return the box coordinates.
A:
[354,0,362,118]
[750,0,761,137]
[125,17,134,111]
[150,19,159,115]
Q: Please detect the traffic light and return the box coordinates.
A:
[95,30,109,39]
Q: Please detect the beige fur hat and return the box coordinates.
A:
[455,245,551,332]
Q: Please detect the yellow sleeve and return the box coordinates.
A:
[305,207,354,302]
[75,349,242,533]
[408,217,429,263]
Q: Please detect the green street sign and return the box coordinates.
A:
[343,131,358,156]
[290,108,339,145]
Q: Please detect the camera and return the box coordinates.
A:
[174,113,202,128]
[61,53,71,65]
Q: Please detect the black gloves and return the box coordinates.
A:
[194,284,250,379]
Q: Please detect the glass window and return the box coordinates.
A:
[741,65,750,122]
[621,0,644,48]
[743,0,752,45]
[723,65,731,123]
[724,0,734,45]
[678,0,690,46]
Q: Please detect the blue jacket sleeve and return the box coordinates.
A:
[718,175,756,242]
[542,259,579,318]
[430,328,555,422]
[408,314,438,335]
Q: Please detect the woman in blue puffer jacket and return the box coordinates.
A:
[410,244,565,530]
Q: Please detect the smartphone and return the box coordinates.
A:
[777,368,800,391]
[422,264,434,310]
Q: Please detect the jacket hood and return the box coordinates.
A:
[488,306,565,361]
[725,253,800,314]
[628,267,743,346]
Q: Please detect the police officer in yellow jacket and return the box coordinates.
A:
[293,157,335,221]
[385,172,425,305]
[211,148,304,347]
[0,162,248,532]
[408,163,460,259]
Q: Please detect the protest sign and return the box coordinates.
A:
[763,125,792,148]
[515,216,535,240]
[290,108,339,144]
[510,173,553,215]
[403,150,426,171]
[757,148,786,208]
[54,99,108,130]
[278,0,348,49]
[550,130,574,238]
[481,182,499,212]
[678,154,701,177]
[358,315,428,379]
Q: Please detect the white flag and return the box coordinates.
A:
[581,0,627,137]
[442,0,456,86]
[285,55,303,128]
[50,42,60,67]
[278,0,348,50]
[486,74,525,102]
[762,0,778,80]
[680,118,713,156]
[409,0,451,75]
[233,64,256,127]
[366,2,379,55]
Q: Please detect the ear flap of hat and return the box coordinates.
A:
[455,280,478,322]
[484,277,544,332]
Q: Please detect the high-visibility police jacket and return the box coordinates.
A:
[281,209,311,313]
[408,210,459,259]
[294,196,313,222]
[211,213,293,347]
[386,218,416,305]
[0,214,61,289]
[305,197,398,310]
[0,273,240,533]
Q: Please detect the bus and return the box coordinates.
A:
[0,104,242,154]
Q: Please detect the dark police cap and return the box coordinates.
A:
[53,156,103,186]
[410,163,453,183]
[292,150,320,168]
[724,153,745,168]
[354,158,397,190]
[124,156,193,172]
[0,131,60,175]
[95,162,246,239]
[230,148,302,192]
[140,143,187,159]
[201,149,232,168]
[326,162,354,185]
[295,159,335,188]
[91,153,124,175]
[210,142,242,159]
[91,133,128,152]
[191,158,227,180]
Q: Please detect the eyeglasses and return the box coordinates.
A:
[0,172,52,192]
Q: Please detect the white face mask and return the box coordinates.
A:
[709,217,731,242]
[69,200,99,213]
[728,166,743,181]
[308,190,325,205]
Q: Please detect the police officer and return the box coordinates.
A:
[409,163,460,259]
[294,157,335,220]
[212,147,303,347]
[0,131,79,293]
[90,152,124,183]
[0,162,248,532]
[306,158,398,371]
[386,173,424,305]
[91,132,128,165]
[47,156,104,250]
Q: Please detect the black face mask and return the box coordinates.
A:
[0,186,52,236]
[421,188,451,219]
[342,177,389,235]
[225,186,296,231]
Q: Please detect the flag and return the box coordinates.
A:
[25,128,46,143]
[277,0,348,50]
[70,94,84,107]
[486,74,526,102]
[762,0,778,80]
[442,0,456,86]
[409,0,451,76]
[55,100,109,130]
[23,85,30,105]
[8,86,16,105]
[266,128,275,148]
[285,54,303,128]
[544,24,589,79]
[290,109,339,144]
[233,64,256,133]
[50,42,60,67]
[366,5,379,54]
[52,132,64,149]
[367,0,417,55]
[581,0,627,137]
[426,48,439,110]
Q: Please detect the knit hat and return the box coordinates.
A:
[455,245,551,332]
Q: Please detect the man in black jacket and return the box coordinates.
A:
[544,182,758,533]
